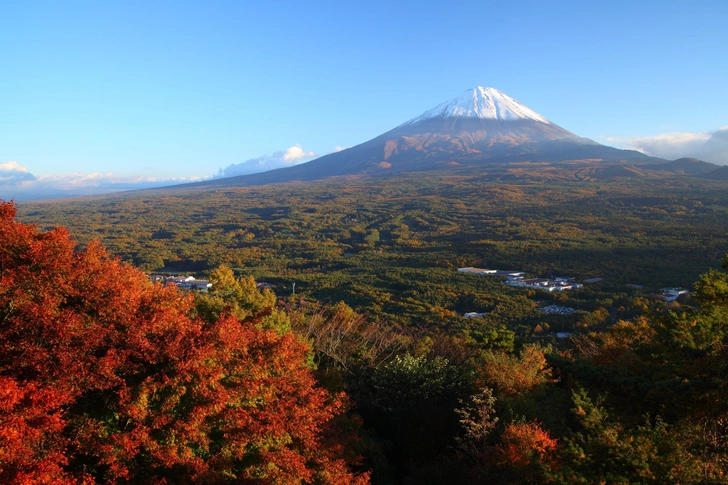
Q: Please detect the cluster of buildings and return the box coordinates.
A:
[150,275,212,291]
[459,267,692,304]
[660,287,689,302]
[506,277,583,292]
[457,267,583,292]
[146,276,283,293]
[539,305,577,315]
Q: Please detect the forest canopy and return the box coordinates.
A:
[6,173,728,484]
[0,201,369,485]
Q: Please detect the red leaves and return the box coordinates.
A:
[0,378,74,485]
[0,201,368,484]
[495,421,558,469]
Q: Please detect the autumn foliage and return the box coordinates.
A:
[477,344,553,397]
[495,421,557,469]
[0,201,368,484]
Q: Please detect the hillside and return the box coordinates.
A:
[175,87,663,189]
[700,165,728,180]
[643,157,720,175]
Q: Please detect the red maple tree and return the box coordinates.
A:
[0,201,369,485]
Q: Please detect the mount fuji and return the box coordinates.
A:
[189,87,663,187]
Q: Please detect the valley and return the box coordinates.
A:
[14,172,728,483]
[5,3,727,482]
[20,174,728,333]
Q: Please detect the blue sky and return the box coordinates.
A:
[1,0,727,198]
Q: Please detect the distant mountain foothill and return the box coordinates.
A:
[177,87,724,188]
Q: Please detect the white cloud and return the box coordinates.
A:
[282,145,315,161]
[701,126,728,165]
[607,126,728,165]
[0,161,37,184]
[0,161,30,173]
[217,145,319,178]
[26,172,202,189]
[0,162,206,201]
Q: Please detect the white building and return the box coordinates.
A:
[661,287,689,302]
[458,268,582,292]
[458,267,497,275]
[506,278,583,292]
[458,267,525,280]
[164,276,212,291]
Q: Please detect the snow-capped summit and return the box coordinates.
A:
[179,86,661,189]
[405,86,551,125]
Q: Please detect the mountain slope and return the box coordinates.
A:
[698,165,728,181]
[643,158,720,175]
[183,87,663,188]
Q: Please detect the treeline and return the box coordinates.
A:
[5,195,728,483]
[0,201,369,484]
[17,176,728,336]
[282,257,728,483]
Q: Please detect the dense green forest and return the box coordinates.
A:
[8,175,728,483]
[19,176,728,330]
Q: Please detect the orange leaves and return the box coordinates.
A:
[495,421,558,469]
[0,378,73,485]
[0,201,368,484]
[478,344,553,397]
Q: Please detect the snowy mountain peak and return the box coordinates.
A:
[406,86,551,125]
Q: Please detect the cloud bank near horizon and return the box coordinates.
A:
[6,127,726,204]
[0,161,204,201]
[216,145,318,178]
[608,126,728,165]
[1,144,330,201]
